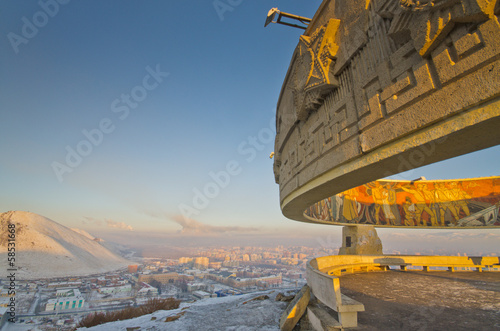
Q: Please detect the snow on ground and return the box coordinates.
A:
[80,290,291,331]
[70,228,95,240]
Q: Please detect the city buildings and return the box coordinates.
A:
[138,273,179,284]
[45,289,85,311]
[1,245,316,329]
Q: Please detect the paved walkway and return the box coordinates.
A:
[338,270,500,330]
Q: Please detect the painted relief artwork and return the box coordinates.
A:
[304,177,500,228]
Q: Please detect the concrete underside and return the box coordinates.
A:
[336,270,500,330]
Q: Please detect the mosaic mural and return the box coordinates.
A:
[304,177,500,228]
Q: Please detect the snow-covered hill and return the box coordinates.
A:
[70,228,95,240]
[70,228,139,260]
[80,290,291,331]
[0,211,131,279]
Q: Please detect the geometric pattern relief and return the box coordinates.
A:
[322,92,358,152]
[358,78,384,130]
[281,148,296,183]
[303,118,322,164]
[389,0,493,57]
[432,19,500,85]
[304,132,320,165]
[273,0,500,194]
[381,61,436,114]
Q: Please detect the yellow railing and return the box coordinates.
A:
[312,255,500,276]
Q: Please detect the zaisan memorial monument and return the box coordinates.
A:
[266,0,500,329]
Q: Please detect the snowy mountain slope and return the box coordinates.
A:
[81,290,290,331]
[70,228,95,240]
[70,228,139,260]
[0,211,131,279]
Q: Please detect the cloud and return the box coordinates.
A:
[172,215,259,234]
[105,219,134,231]
[144,211,259,234]
[82,217,103,226]
[83,217,134,231]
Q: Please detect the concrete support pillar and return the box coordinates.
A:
[338,311,360,328]
[338,225,383,255]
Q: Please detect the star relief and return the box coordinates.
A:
[386,0,494,57]
[293,19,340,120]
[301,19,339,91]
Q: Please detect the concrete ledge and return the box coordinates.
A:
[280,285,311,331]
[312,255,500,275]
[306,264,342,312]
[306,254,500,328]
[338,294,364,313]
[324,263,387,277]
[306,261,365,328]
[307,301,342,331]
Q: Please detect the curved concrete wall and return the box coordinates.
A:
[273,0,500,223]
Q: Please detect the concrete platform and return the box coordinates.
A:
[338,270,500,330]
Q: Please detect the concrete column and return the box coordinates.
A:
[338,225,382,255]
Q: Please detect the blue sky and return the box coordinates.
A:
[1,1,499,248]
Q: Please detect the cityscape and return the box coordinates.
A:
[1,0,499,329]
[0,244,335,330]
[3,235,497,330]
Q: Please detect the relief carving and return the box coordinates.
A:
[274,0,500,200]
[293,19,341,121]
[387,0,495,57]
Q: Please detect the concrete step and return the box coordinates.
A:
[307,301,343,331]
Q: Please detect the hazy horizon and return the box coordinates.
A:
[1,1,499,254]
